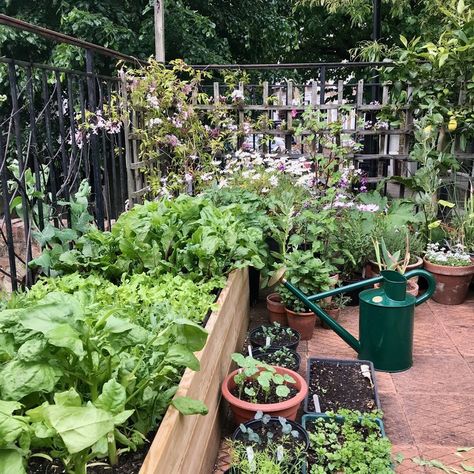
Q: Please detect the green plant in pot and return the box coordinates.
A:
[221,353,308,424]
[320,294,351,330]
[423,242,474,305]
[277,250,334,340]
[372,231,420,296]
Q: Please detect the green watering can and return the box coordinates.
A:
[270,268,436,372]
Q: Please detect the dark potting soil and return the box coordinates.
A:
[231,379,298,404]
[251,329,298,347]
[307,361,376,412]
[28,434,153,474]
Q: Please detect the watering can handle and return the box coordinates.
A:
[404,269,436,306]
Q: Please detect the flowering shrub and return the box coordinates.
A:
[425,242,473,266]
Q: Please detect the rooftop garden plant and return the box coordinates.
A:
[425,242,473,267]
[229,412,308,474]
[231,354,297,404]
[277,250,334,313]
[304,410,393,474]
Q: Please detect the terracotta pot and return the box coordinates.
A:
[266,293,288,326]
[321,307,340,330]
[285,308,316,340]
[423,257,474,305]
[221,366,308,424]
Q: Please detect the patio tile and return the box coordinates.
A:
[392,354,472,394]
[418,444,474,473]
[380,394,414,444]
[392,444,426,473]
[376,371,397,393]
[412,316,458,355]
[401,394,474,445]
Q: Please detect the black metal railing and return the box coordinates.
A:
[0,15,142,289]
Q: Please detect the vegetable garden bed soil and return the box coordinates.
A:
[28,436,153,474]
[306,360,377,413]
[230,380,298,404]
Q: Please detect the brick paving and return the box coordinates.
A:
[213,290,474,473]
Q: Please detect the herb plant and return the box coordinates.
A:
[306,410,393,474]
[231,354,296,403]
[277,250,334,312]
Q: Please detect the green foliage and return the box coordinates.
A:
[34,195,267,282]
[278,250,334,312]
[229,438,307,474]
[231,353,296,404]
[0,283,211,472]
[306,410,393,473]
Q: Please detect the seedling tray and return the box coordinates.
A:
[304,357,381,414]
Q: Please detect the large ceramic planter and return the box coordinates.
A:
[221,366,308,424]
[423,257,474,305]
[266,292,288,326]
[285,308,316,340]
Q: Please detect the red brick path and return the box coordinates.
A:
[214,294,474,473]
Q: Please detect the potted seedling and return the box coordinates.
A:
[302,410,392,473]
[423,242,474,304]
[249,323,300,351]
[227,412,308,473]
[320,294,351,330]
[221,353,308,424]
[251,346,301,372]
[277,250,334,340]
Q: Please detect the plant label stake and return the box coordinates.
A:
[313,394,321,412]
[265,336,271,347]
[270,267,435,372]
[248,345,253,358]
[276,445,284,462]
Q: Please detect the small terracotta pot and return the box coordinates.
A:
[406,279,419,297]
[423,257,474,305]
[221,366,308,424]
[285,308,316,340]
[321,307,340,330]
[266,293,288,326]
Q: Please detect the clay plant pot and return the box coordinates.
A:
[285,308,316,340]
[423,257,474,305]
[321,307,340,330]
[266,293,288,326]
[221,366,308,424]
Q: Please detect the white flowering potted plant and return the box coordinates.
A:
[423,242,474,305]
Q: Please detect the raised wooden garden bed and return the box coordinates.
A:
[140,268,250,474]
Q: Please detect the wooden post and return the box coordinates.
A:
[154,0,165,62]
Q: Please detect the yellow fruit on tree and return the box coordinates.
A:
[448,118,457,131]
